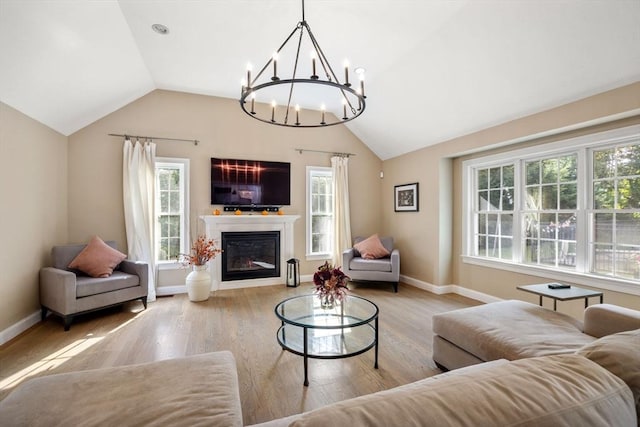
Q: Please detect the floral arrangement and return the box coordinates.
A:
[313,261,349,305]
[178,236,222,267]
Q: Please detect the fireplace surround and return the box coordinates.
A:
[200,214,300,290]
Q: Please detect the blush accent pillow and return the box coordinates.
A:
[354,234,390,259]
[68,236,127,278]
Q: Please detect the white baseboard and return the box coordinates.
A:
[156,285,186,296]
[400,274,502,304]
[0,310,41,346]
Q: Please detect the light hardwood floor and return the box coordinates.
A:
[0,282,480,425]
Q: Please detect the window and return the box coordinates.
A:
[523,154,577,268]
[463,125,640,292]
[306,166,333,259]
[591,144,640,279]
[155,158,189,263]
[475,164,514,260]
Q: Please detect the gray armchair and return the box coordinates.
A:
[39,241,148,330]
[342,236,400,292]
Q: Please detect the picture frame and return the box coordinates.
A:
[394,182,419,212]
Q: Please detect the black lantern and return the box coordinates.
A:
[286,258,300,287]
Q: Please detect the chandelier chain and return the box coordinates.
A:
[284,27,305,125]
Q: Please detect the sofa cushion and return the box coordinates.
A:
[583,304,640,338]
[576,328,640,424]
[68,236,127,278]
[349,257,392,272]
[353,234,390,259]
[75,271,140,298]
[289,355,636,427]
[0,351,243,427]
[432,300,594,361]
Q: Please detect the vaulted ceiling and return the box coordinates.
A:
[1,1,639,160]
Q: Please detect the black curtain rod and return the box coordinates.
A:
[295,148,355,157]
[108,133,199,146]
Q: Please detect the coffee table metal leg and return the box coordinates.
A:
[374,317,379,369]
[539,295,542,306]
[303,327,309,387]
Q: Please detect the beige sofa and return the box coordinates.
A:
[0,352,243,427]
[2,309,639,426]
[432,300,640,370]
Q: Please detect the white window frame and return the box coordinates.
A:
[462,125,640,296]
[155,157,190,269]
[306,166,334,260]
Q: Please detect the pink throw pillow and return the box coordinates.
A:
[68,236,127,278]
[354,234,390,259]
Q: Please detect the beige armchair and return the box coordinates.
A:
[342,236,400,292]
[39,241,148,330]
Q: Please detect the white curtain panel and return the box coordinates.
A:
[332,156,352,266]
[123,139,157,301]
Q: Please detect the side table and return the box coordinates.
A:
[516,283,603,311]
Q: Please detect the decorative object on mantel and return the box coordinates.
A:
[213,208,221,216]
[278,209,284,215]
[234,209,242,215]
[178,236,222,302]
[239,0,366,128]
[313,261,349,309]
[261,210,269,216]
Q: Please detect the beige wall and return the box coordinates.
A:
[67,90,383,287]
[0,102,68,332]
[383,82,640,317]
[4,82,640,332]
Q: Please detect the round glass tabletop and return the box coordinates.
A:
[274,294,378,328]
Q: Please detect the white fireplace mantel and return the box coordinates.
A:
[200,214,300,290]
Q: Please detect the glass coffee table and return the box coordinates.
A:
[275,294,379,386]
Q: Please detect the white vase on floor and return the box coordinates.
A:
[186,265,211,302]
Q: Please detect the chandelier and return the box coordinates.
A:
[239,0,366,128]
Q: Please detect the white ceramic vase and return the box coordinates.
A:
[186,265,211,302]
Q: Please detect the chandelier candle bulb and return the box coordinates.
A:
[310,51,318,79]
[320,104,326,125]
[344,59,350,86]
[342,98,348,120]
[295,104,300,125]
[246,63,252,88]
[359,75,366,98]
[250,93,256,114]
[272,52,279,81]
[271,100,276,122]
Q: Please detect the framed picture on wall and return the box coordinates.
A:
[394,182,419,212]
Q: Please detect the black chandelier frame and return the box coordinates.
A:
[239,1,366,128]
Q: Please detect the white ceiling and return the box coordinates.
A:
[1,0,639,160]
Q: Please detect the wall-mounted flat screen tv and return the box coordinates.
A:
[211,158,291,206]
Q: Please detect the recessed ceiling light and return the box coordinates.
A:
[354,67,366,75]
[151,24,169,35]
